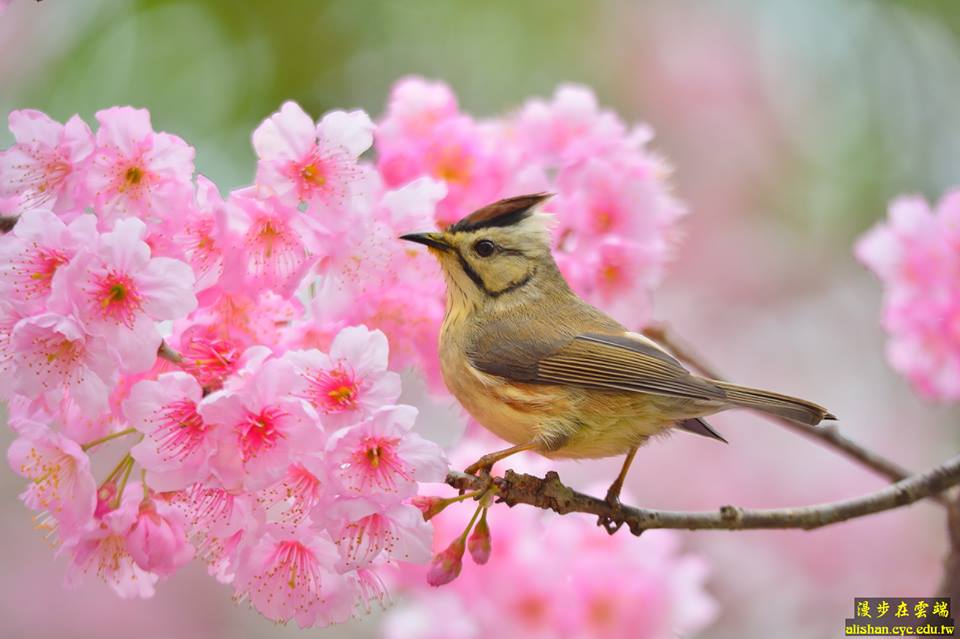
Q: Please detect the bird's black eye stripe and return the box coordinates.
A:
[474,239,496,257]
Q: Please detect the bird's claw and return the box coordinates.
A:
[598,491,625,534]
[463,459,494,479]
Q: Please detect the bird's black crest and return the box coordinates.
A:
[447,193,553,234]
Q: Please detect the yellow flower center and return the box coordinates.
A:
[366,445,381,468]
[328,385,355,404]
[300,163,327,186]
[124,166,144,187]
[432,146,472,184]
[102,283,127,308]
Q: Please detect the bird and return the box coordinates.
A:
[400,192,835,530]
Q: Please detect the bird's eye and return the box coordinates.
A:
[473,239,496,257]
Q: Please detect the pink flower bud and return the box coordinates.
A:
[426,537,465,587]
[467,515,491,565]
[125,500,194,576]
[94,482,118,518]
[411,495,448,521]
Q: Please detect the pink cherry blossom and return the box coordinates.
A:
[198,357,323,490]
[317,497,433,570]
[378,110,504,226]
[0,109,94,212]
[252,100,373,208]
[9,312,116,414]
[49,217,197,372]
[284,325,401,428]
[256,462,324,524]
[376,77,458,145]
[86,106,195,225]
[173,323,242,391]
[325,405,447,500]
[233,522,356,628]
[515,84,628,165]
[125,498,195,576]
[856,191,960,400]
[171,484,262,583]
[63,482,159,599]
[0,208,97,314]
[6,421,97,539]
[220,188,321,296]
[170,175,227,293]
[124,372,213,490]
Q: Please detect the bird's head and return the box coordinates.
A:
[400,193,566,308]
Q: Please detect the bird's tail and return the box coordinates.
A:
[711,380,835,426]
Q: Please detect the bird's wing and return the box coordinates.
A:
[467,322,727,402]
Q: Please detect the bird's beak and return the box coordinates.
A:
[399,232,451,252]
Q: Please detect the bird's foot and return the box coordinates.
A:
[463,457,494,479]
[598,488,626,535]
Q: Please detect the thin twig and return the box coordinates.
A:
[642,324,949,507]
[446,453,960,535]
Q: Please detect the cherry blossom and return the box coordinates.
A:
[198,357,322,491]
[325,405,447,500]
[63,482,159,599]
[0,109,94,212]
[857,191,960,400]
[233,522,356,627]
[0,208,97,314]
[220,188,322,296]
[85,106,195,225]
[49,217,197,372]
[284,325,401,428]
[6,420,97,539]
[124,372,214,490]
[8,312,116,414]
[252,100,373,208]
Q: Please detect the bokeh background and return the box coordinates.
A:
[3,0,960,637]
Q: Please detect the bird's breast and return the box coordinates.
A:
[440,335,568,446]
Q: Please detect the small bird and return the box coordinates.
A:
[401,193,834,528]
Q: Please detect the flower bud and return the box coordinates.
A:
[411,495,448,521]
[426,537,466,587]
[94,482,118,518]
[467,514,491,565]
[125,500,194,576]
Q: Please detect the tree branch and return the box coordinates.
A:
[641,324,948,506]
[446,453,960,535]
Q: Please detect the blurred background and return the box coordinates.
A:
[3,0,960,637]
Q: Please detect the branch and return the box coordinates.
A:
[446,453,960,535]
[940,491,960,599]
[0,215,17,233]
[642,324,947,506]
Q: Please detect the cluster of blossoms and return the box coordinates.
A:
[0,104,449,627]
[856,191,960,401]
[0,78,696,631]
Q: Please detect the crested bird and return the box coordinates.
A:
[400,193,835,530]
